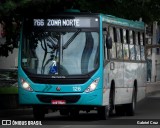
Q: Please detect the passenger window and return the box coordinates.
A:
[129,45,135,60]
[123,44,129,60]
[109,27,114,41]
[129,30,133,44]
[140,33,143,45]
[123,29,129,60]
[103,35,108,60]
[135,32,138,45]
[126,30,130,44]
[129,30,135,60]
[113,27,117,42]
[135,45,141,60]
[117,43,123,59]
[109,27,116,59]
[117,28,121,43]
[102,22,109,60]
[110,43,116,59]
[133,31,135,44]
[116,28,123,59]
[120,29,123,43]
[138,32,141,44]
[123,29,127,44]
[140,33,145,60]
[141,46,145,60]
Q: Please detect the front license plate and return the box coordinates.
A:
[51,100,66,105]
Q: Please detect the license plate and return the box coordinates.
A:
[51,100,66,105]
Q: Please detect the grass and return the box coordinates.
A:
[0,87,18,94]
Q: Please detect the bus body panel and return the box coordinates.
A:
[103,61,124,105]
[101,13,146,106]
[103,61,146,105]
[136,62,147,102]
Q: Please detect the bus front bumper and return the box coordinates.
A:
[19,88,103,106]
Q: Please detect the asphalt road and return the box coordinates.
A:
[1,91,160,126]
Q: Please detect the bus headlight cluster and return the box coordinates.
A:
[20,78,33,92]
[85,78,100,93]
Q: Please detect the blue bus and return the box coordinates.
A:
[18,11,146,119]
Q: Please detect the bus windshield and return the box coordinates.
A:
[22,30,99,76]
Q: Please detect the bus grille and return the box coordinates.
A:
[37,94,81,103]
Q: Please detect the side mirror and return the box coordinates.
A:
[106,36,112,49]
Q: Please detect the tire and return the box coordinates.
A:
[98,86,115,120]
[125,88,136,116]
[98,106,109,120]
[109,87,115,116]
[33,106,45,120]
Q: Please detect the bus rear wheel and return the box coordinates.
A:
[125,88,137,116]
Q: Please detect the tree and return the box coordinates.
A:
[0,0,32,57]
[0,0,160,57]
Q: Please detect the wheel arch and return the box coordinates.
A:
[133,79,138,101]
[134,80,137,92]
[110,80,115,91]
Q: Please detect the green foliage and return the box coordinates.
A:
[0,0,31,57]
[0,87,18,94]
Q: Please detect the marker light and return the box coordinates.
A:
[85,78,100,93]
[20,78,33,92]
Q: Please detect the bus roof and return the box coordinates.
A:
[101,14,145,30]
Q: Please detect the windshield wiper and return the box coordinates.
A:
[63,29,81,49]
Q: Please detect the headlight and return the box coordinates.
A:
[85,78,100,93]
[20,78,33,92]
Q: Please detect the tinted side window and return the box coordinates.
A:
[134,32,141,60]
[109,27,116,59]
[135,45,141,60]
[116,28,123,59]
[123,29,129,60]
[129,30,135,60]
[130,44,135,60]
[129,30,133,44]
[140,33,145,60]
[123,44,129,60]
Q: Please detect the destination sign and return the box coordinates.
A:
[33,17,99,28]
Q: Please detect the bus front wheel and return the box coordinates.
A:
[98,105,109,120]
[98,86,115,120]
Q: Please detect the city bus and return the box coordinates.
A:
[18,10,146,120]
